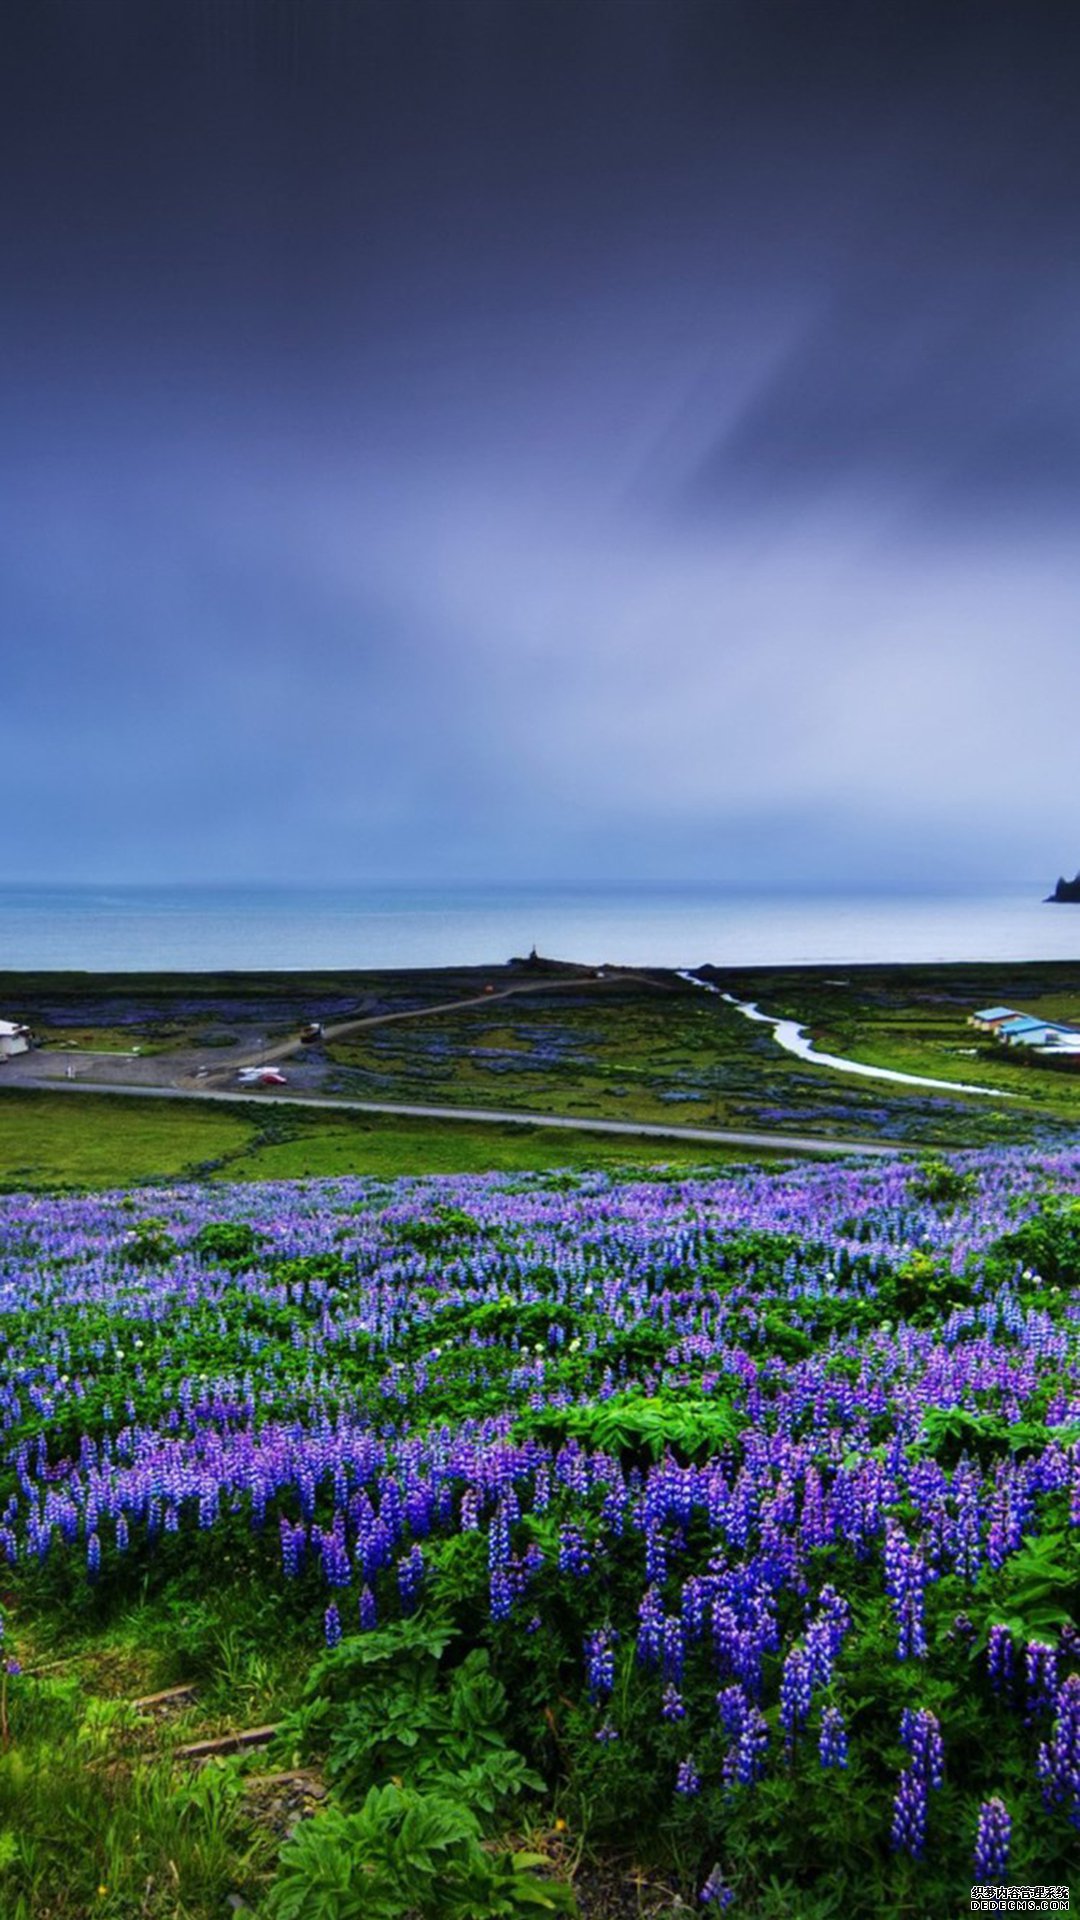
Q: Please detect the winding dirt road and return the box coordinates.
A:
[205,969,674,1079]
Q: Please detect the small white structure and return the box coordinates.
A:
[0,1020,31,1061]
[1007,1023,1079,1048]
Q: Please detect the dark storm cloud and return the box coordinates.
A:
[2,2,1079,884]
[686,235,1080,532]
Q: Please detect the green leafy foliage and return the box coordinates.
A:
[982,1529,1080,1643]
[394,1206,484,1253]
[989,1198,1080,1285]
[326,1649,541,1810]
[916,1408,1080,1467]
[268,1785,575,1920]
[519,1391,743,1464]
[274,1618,572,1919]
[191,1219,262,1266]
[122,1216,179,1267]
[875,1249,974,1323]
[291,1621,544,1822]
[909,1158,979,1206]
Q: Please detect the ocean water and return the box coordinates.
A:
[1,883,1079,973]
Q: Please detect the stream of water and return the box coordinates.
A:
[675,971,1009,1100]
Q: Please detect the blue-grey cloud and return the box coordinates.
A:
[2,2,1079,887]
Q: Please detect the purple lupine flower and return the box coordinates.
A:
[1036,1673,1080,1828]
[716,1684,747,1737]
[662,1616,685,1686]
[594,1718,619,1742]
[951,1463,983,1582]
[316,1519,351,1588]
[323,1603,342,1649]
[819,1705,848,1769]
[489,1565,513,1620]
[279,1516,301,1578]
[661,1683,686,1721]
[584,1628,617,1703]
[813,1584,852,1648]
[988,1624,1014,1696]
[711,1602,740,1680]
[681,1575,709,1641]
[1025,1640,1058,1723]
[699,1864,735,1908]
[891,1766,929,1859]
[780,1645,813,1746]
[644,1525,668,1585]
[883,1521,928,1660]
[397,1543,424,1613]
[487,1502,511,1572]
[358,1584,377,1631]
[973,1797,1011,1881]
[86,1531,101,1579]
[558,1525,590,1576]
[892,1707,944,1858]
[637,1586,664,1668]
[804,1585,850,1687]
[520,1542,545,1585]
[675,1755,702,1795]
[725,1703,769,1788]
[900,1708,944,1787]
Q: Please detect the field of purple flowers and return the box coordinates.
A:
[3,1150,1080,1916]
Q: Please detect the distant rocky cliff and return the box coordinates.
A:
[1047,874,1080,902]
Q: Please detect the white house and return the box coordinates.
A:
[0,1020,31,1061]
[1010,1024,1080,1048]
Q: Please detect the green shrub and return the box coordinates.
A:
[192,1219,262,1266]
[268,1785,575,1920]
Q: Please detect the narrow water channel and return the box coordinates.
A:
[676,971,1009,1099]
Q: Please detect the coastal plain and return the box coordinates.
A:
[4,957,1080,1187]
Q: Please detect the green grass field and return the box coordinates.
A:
[0,1088,786,1190]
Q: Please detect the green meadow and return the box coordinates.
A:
[0,1087,781,1191]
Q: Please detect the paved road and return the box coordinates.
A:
[0,1074,899,1158]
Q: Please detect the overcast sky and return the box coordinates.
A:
[3,1,1078,889]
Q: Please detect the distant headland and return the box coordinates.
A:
[1046,873,1080,903]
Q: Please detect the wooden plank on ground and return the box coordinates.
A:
[131,1683,199,1711]
[177,1724,279,1760]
